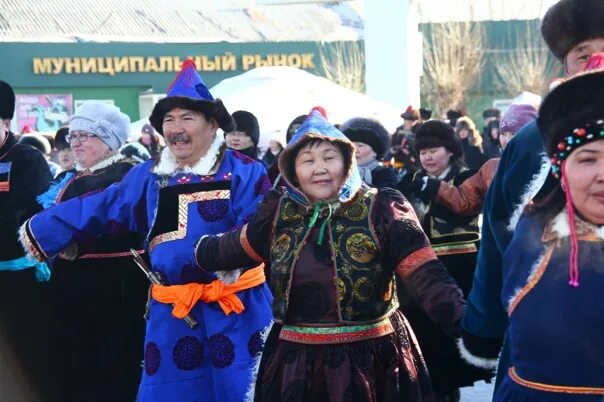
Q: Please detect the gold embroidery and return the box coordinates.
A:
[281,201,302,222]
[343,201,368,221]
[337,278,346,301]
[345,233,377,264]
[352,277,374,302]
[272,233,293,263]
[149,190,230,251]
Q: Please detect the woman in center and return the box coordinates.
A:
[195,110,466,401]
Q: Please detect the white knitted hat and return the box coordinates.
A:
[69,101,130,150]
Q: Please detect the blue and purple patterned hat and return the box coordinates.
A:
[149,59,235,134]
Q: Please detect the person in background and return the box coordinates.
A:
[408,104,538,217]
[138,123,162,158]
[0,80,52,400]
[455,116,487,170]
[498,104,538,150]
[34,100,148,402]
[419,107,432,124]
[226,110,261,160]
[18,132,61,177]
[261,132,284,168]
[53,126,75,172]
[286,114,307,144]
[399,120,493,402]
[389,106,420,177]
[341,117,398,189]
[460,0,604,394]
[195,110,466,402]
[482,108,502,158]
[445,109,464,127]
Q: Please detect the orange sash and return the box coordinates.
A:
[152,265,265,317]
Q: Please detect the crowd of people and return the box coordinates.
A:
[0,0,602,401]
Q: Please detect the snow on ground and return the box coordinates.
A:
[460,380,495,402]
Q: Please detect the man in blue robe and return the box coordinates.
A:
[20,60,273,402]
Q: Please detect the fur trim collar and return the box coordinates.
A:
[507,154,551,232]
[75,151,126,173]
[153,134,224,176]
[544,209,604,241]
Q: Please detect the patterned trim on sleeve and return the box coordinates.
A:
[396,246,437,278]
[19,219,48,261]
[240,224,265,263]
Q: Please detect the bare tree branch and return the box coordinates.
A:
[493,21,561,96]
[421,21,486,116]
[318,41,365,92]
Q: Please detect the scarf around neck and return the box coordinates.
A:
[357,159,379,186]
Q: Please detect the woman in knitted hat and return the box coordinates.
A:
[34,100,148,402]
[195,110,466,401]
[341,117,398,189]
[225,110,261,160]
[487,54,604,402]
[399,120,493,401]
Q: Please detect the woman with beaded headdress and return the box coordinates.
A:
[483,54,604,401]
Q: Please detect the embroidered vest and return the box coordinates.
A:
[270,188,398,324]
[427,168,480,256]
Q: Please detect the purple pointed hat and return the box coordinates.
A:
[149,59,235,134]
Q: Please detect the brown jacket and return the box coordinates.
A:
[434,158,499,216]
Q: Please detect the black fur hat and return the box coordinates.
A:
[231,110,260,147]
[419,108,432,121]
[538,68,604,159]
[541,0,604,61]
[286,114,307,144]
[0,80,15,120]
[340,117,390,160]
[19,133,51,155]
[482,108,501,119]
[54,127,70,150]
[414,120,462,158]
[446,109,464,127]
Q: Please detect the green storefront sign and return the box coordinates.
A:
[0,41,359,121]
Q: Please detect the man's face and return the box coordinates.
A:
[162,108,218,166]
[565,38,604,76]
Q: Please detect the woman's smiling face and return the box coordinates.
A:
[294,140,346,203]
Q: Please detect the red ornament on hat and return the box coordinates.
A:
[584,52,604,72]
[309,106,327,119]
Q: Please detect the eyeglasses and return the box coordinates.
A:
[226,131,248,138]
[66,132,96,143]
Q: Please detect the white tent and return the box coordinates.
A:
[210,66,403,150]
